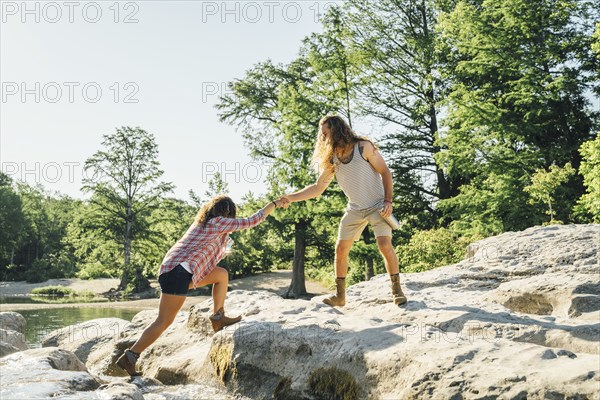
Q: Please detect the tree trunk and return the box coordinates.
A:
[432,107,450,200]
[118,205,133,291]
[285,220,308,299]
[344,66,352,128]
[117,264,129,292]
[365,256,374,281]
[418,0,450,202]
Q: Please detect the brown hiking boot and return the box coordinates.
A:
[210,308,242,333]
[391,274,407,305]
[116,349,141,376]
[323,278,346,307]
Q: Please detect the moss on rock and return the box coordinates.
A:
[209,343,235,383]
[308,366,359,400]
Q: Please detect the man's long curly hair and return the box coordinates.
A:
[195,195,236,227]
[311,115,375,174]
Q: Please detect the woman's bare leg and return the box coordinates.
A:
[189,267,229,314]
[130,293,186,354]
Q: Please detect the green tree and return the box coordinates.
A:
[304,7,386,284]
[219,192,293,278]
[217,52,348,298]
[524,163,576,224]
[188,189,204,208]
[204,171,229,198]
[0,173,25,277]
[304,6,357,126]
[63,200,122,280]
[187,171,229,209]
[437,0,598,232]
[13,183,79,282]
[83,127,174,292]
[593,22,600,55]
[591,22,600,96]
[344,0,454,228]
[141,197,197,278]
[576,134,600,222]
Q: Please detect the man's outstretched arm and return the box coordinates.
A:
[283,168,335,204]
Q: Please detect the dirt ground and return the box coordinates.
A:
[0,270,329,312]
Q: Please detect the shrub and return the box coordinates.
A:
[347,242,385,285]
[30,286,76,297]
[77,262,114,280]
[24,254,73,283]
[0,264,24,281]
[575,134,600,222]
[396,227,481,273]
[306,266,336,290]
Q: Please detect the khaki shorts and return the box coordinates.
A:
[338,206,392,241]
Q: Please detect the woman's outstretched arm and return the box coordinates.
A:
[213,200,282,233]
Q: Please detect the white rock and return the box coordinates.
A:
[41,317,131,376]
[0,347,99,399]
[97,381,144,400]
[0,328,28,352]
[0,311,26,334]
[0,312,29,357]
[43,224,600,399]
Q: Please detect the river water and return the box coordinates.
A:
[1,305,253,399]
[18,307,141,347]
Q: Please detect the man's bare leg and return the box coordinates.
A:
[376,235,407,305]
[324,239,353,307]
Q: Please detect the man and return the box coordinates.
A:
[280,115,407,306]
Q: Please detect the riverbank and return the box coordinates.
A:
[0,270,329,312]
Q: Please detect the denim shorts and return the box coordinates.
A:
[158,264,193,296]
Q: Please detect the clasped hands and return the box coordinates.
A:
[272,196,291,209]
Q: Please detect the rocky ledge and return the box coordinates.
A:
[1,224,598,399]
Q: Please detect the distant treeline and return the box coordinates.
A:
[1,0,598,294]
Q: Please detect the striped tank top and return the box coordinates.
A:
[334,142,385,211]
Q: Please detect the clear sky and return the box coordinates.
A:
[1,1,343,202]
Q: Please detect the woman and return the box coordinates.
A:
[116,195,283,376]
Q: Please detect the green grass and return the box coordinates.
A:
[30,286,77,296]
[31,286,101,303]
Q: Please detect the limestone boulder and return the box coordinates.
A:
[40,224,600,399]
[41,317,130,376]
[0,311,27,334]
[0,312,28,357]
[0,347,99,398]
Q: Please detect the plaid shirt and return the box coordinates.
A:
[159,210,266,288]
